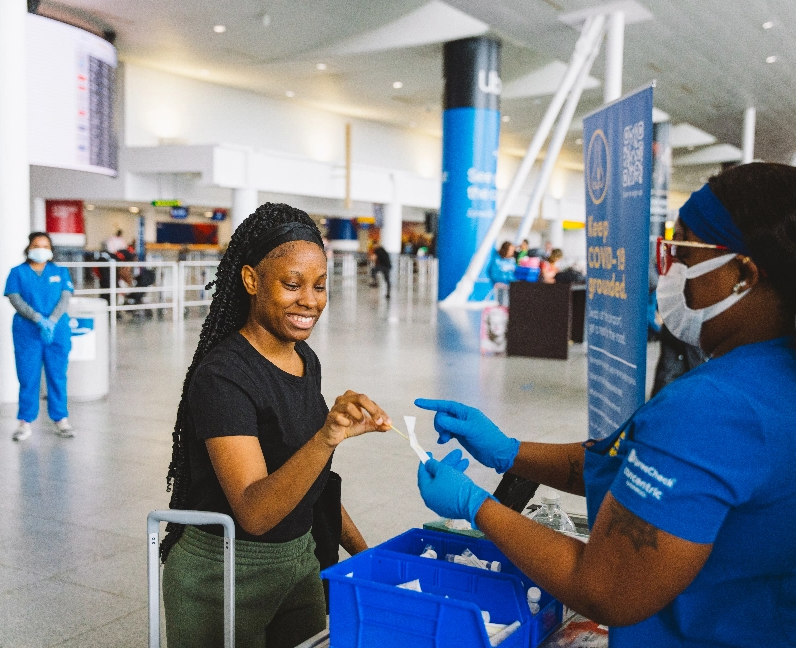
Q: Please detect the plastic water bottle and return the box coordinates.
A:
[527,491,576,533]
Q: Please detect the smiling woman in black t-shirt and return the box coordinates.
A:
[160,204,392,648]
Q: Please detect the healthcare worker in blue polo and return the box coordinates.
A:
[416,163,796,647]
[4,232,75,441]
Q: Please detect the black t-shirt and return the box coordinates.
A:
[185,332,331,543]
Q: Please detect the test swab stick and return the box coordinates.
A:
[390,425,408,440]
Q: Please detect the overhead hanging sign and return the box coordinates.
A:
[152,200,182,207]
[583,84,653,440]
[27,14,118,177]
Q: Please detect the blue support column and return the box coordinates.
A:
[437,37,502,301]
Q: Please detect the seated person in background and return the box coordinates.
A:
[540,248,563,283]
[488,241,517,286]
[514,239,530,262]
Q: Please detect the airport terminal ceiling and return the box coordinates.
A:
[38,0,796,172]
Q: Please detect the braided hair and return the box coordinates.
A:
[160,203,323,561]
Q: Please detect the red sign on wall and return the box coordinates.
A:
[46,200,86,247]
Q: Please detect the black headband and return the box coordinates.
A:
[243,222,324,268]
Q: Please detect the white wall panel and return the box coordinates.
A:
[124,64,442,178]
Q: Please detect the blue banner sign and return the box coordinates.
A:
[583,85,653,439]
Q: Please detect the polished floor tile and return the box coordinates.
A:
[0,273,661,644]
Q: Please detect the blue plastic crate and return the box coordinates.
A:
[376,528,563,647]
[323,548,531,648]
[514,267,540,282]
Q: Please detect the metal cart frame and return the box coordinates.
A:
[147,510,236,648]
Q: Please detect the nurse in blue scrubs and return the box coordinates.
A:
[4,232,75,441]
[415,163,796,647]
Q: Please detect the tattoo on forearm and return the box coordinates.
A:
[605,499,659,552]
[566,455,584,492]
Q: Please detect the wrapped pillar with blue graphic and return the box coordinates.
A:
[583,85,653,439]
[438,37,502,301]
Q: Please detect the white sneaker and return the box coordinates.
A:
[12,421,32,442]
[54,418,75,438]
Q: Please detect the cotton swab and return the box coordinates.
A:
[390,425,409,440]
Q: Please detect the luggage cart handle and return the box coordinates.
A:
[148,510,235,648]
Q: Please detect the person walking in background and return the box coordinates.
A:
[369,243,392,298]
[4,232,75,441]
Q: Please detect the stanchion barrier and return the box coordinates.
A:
[60,261,180,336]
[178,261,219,320]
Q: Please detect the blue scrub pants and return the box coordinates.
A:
[12,320,70,423]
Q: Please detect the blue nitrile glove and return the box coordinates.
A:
[415,399,520,474]
[417,449,492,525]
[37,318,56,346]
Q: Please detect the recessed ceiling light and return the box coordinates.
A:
[85,204,95,211]
[393,81,403,89]
[200,69,210,77]
[316,63,327,70]
[262,14,271,27]
[575,138,583,145]
[129,206,140,214]
[766,55,777,63]
[501,115,510,123]
[285,90,295,98]
[763,21,774,29]
[204,211,213,218]
[687,145,695,151]
[213,25,226,34]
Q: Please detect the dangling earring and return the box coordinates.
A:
[733,280,747,294]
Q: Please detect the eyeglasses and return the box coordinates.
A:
[656,237,729,275]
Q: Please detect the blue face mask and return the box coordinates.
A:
[28,247,53,264]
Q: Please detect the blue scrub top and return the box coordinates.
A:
[4,262,74,337]
[584,336,796,647]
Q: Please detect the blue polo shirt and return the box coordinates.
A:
[600,336,796,647]
[4,262,74,335]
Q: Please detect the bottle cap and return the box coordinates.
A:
[541,491,561,505]
[527,587,542,603]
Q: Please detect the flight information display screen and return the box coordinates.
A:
[27,14,118,176]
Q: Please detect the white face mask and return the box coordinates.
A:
[656,253,748,348]
[27,247,53,264]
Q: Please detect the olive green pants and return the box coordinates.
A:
[162,526,326,648]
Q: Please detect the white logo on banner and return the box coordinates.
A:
[477,70,502,96]
[622,121,645,188]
